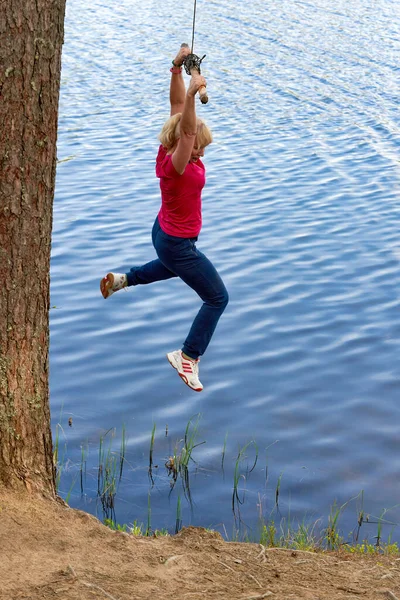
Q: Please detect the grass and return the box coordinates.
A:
[102,506,400,556]
[259,519,319,551]
[53,415,400,553]
[104,518,169,537]
[256,517,400,555]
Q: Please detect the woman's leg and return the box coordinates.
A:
[179,247,229,359]
[180,249,229,359]
[154,227,229,360]
[101,218,177,298]
[126,218,178,286]
[126,259,177,286]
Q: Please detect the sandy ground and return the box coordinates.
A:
[1,489,399,600]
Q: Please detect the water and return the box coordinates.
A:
[51,0,400,540]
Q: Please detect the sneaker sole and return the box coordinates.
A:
[166,353,203,392]
[100,273,114,299]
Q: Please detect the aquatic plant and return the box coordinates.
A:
[53,417,400,551]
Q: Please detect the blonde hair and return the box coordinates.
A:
[159,114,213,151]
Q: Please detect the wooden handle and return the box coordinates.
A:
[190,68,209,104]
[198,85,208,104]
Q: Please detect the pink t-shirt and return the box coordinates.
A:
[156,145,206,238]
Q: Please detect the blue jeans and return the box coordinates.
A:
[126,218,229,360]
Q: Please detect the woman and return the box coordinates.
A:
[100,45,229,392]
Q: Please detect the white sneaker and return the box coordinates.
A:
[100,272,127,299]
[167,350,203,392]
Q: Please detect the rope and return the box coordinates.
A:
[191,0,197,53]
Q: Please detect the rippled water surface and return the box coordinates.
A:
[52,0,400,539]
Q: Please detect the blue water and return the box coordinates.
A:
[51,0,400,541]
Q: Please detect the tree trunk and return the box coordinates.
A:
[0,0,66,494]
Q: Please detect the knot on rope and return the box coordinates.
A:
[183,53,206,75]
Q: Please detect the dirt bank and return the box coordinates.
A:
[0,489,399,599]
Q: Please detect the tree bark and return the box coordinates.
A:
[0,0,66,494]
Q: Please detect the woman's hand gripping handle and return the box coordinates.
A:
[183,53,209,104]
[190,70,208,104]
[173,43,191,67]
[187,71,208,105]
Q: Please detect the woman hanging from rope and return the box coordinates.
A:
[100,44,229,392]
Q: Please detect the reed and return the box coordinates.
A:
[53,422,61,488]
[221,432,228,473]
[232,440,258,523]
[65,474,78,505]
[148,423,156,486]
[80,442,87,495]
[146,492,152,536]
[275,472,283,508]
[354,490,365,544]
[175,495,182,534]
[53,419,400,550]
[326,499,345,550]
[325,492,365,550]
[165,414,205,505]
[97,427,126,521]
[183,413,204,468]
[53,422,67,491]
[357,503,400,549]
[119,423,126,482]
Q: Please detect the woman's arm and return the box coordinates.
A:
[170,45,191,116]
[171,72,207,175]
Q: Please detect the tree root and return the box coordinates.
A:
[65,565,120,600]
[246,573,262,588]
[80,581,120,600]
[257,544,267,563]
[382,591,399,600]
